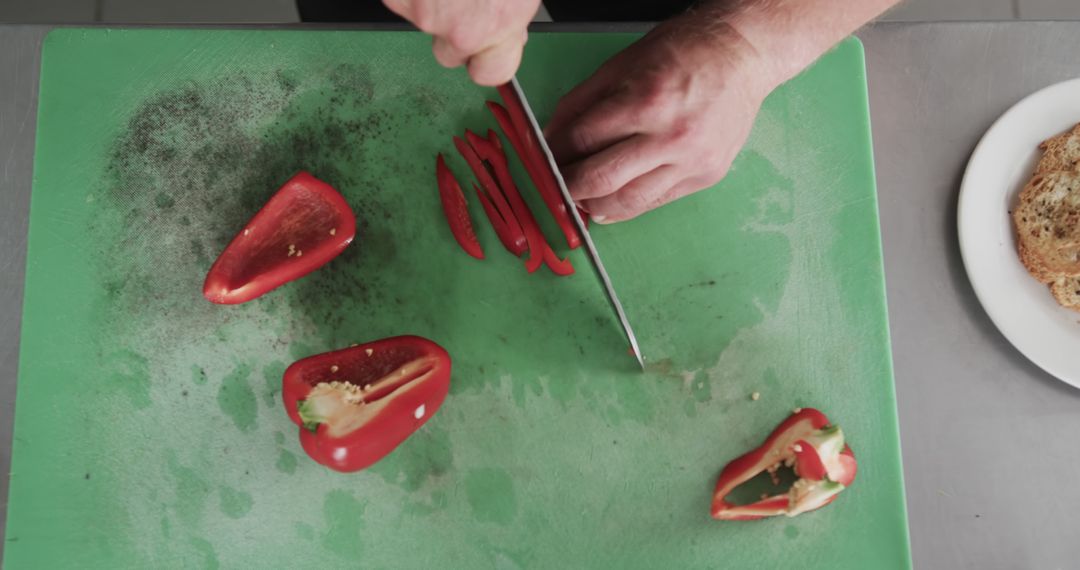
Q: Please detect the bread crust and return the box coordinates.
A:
[1036,123,1080,174]
[1050,276,1080,313]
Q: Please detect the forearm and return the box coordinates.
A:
[700,0,900,89]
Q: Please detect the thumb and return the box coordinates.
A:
[466,32,526,87]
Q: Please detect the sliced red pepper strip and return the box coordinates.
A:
[203,171,355,304]
[453,136,525,249]
[716,495,792,521]
[487,99,582,249]
[486,128,504,153]
[435,154,484,260]
[473,182,527,256]
[542,244,575,276]
[283,336,452,472]
[711,408,857,521]
[465,130,545,273]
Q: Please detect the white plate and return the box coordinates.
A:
[959,78,1080,388]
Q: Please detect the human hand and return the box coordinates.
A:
[382,0,540,86]
[544,15,779,223]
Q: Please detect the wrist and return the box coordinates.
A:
[651,9,782,103]
[720,6,811,90]
[717,0,899,88]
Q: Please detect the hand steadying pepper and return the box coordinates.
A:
[388,0,900,222]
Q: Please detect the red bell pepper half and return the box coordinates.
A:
[282,336,452,472]
[436,154,484,260]
[488,96,581,249]
[711,408,857,521]
[203,171,355,304]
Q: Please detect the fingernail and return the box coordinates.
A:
[591,214,609,224]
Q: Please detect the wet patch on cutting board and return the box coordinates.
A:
[95,66,393,344]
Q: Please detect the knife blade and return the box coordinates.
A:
[506,76,644,370]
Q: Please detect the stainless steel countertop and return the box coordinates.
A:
[3,22,1080,567]
[0,24,42,567]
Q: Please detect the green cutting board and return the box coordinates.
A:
[5,29,910,568]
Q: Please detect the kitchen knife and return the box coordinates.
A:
[506,76,645,370]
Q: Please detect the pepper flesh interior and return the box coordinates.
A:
[759,428,846,503]
[714,421,854,520]
[299,356,436,438]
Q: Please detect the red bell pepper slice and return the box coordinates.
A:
[475,130,574,276]
[435,154,484,260]
[488,96,581,249]
[486,128,504,153]
[711,408,857,521]
[473,183,527,256]
[542,244,575,276]
[203,171,355,304]
[453,136,527,255]
[282,336,452,473]
[464,130,548,273]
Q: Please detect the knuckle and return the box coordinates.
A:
[635,74,681,116]
[445,27,478,53]
[693,163,729,188]
[635,77,660,105]
[629,91,668,124]
[411,2,437,31]
[468,63,498,87]
[431,41,457,66]
[708,152,736,179]
[666,119,696,144]
[616,187,651,213]
[688,163,723,187]
[703,168,728,186]
[569,127,594,155]
[581,165,615,196]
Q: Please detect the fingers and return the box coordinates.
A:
[584,173,704,224]
[385,0,534,86]
[466,31,527,86]
[562,136,667,201]
[432,36,468,68]
[582,166,682,223]
[546,92,646,164]
[544,67,619,142]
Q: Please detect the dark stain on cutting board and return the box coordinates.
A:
[91,63,451,354]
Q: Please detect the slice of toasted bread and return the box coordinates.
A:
[1051,276,1080,313]
[1013,170,1080,277]
[1037,123,1080,174]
